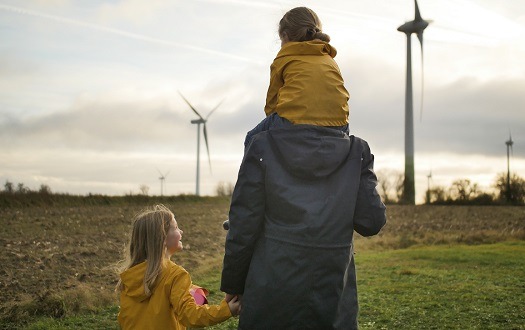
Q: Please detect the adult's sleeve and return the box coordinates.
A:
[221,139,266,294]
[353,140,387,237]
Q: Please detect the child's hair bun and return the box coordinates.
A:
[313,30,330,43]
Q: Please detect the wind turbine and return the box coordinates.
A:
[505,131,514,201]
[398,0,431,205]
[426,170,432,204]
[179,92,222,196]
[157,169,170,196]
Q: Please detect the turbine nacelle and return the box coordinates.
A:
[397,20,429,35]
[191,119,206,124]
[506,134,514,147]
[506,132,514,155]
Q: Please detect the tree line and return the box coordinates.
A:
[3,172,524,206]
[376,170,525,205]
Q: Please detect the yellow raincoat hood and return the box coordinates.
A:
[119,261,150,302]
[275,40,337,59]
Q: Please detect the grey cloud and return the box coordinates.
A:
[0,98,196,153]
[335,54,524,159]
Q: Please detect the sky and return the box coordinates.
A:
[1,0,524,202]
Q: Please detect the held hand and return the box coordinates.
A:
[225,293,235,303]
[226,295,242,316]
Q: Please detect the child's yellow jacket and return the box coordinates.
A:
[264,40,349,127]
[118,260,231,330]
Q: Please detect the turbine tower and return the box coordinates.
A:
[398,0,430,205]
[179,92,221,196]
[505,132,514,201]
[157,169,170,196]
[426,170,432,204]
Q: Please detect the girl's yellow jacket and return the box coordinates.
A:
[264,40,350,127]
[118,260,231,330]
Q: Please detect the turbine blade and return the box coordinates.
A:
[157,167,163,176]
[178,91,204,120]
[164,170,170,178]
[414,0,422,21]
[203,123,212,173]
[418,31,425,122]
[206,99,224,120]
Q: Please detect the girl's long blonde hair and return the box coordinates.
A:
[117,204,173,297]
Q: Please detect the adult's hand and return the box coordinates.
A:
[225,293,236,302]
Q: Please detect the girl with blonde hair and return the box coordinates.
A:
[117,205,240,329]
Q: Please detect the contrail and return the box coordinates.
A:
[0,4,263,65]
[195,0,281,10]
[196,0,393,23]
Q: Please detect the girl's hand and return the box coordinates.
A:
[227,295,242,316]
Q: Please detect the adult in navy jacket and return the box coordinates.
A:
[221,118,386,329]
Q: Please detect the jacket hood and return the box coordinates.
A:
[276,40,337,59]
[267,125,351,179]
[120,261,151,302]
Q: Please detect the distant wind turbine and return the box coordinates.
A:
[426,170,432,204]
[179,92,222,196]
[157,169,170,196]
[505,131,514,201]
[398,0,431,205]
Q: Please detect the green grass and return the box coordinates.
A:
[357,241,525,330]
[1,306,120,330]
[13,241,525,330]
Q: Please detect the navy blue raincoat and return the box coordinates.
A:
[221,121,386,330]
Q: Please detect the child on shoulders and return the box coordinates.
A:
[245,7,350,149]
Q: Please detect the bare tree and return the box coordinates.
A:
[39,184,52,194]
[376,170,393,203]
[375,169,404,204]
[216,181,234,197]
[494,172,525,204]
[449,179,479,202]
[139,184,150,196]
[4,180,14,193]
[17,183,29,194]
[426,186,447,204]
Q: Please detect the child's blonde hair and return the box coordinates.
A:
[117,204,173,297]
[279,7,330,43]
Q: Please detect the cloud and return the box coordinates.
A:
[0,96,187,152]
